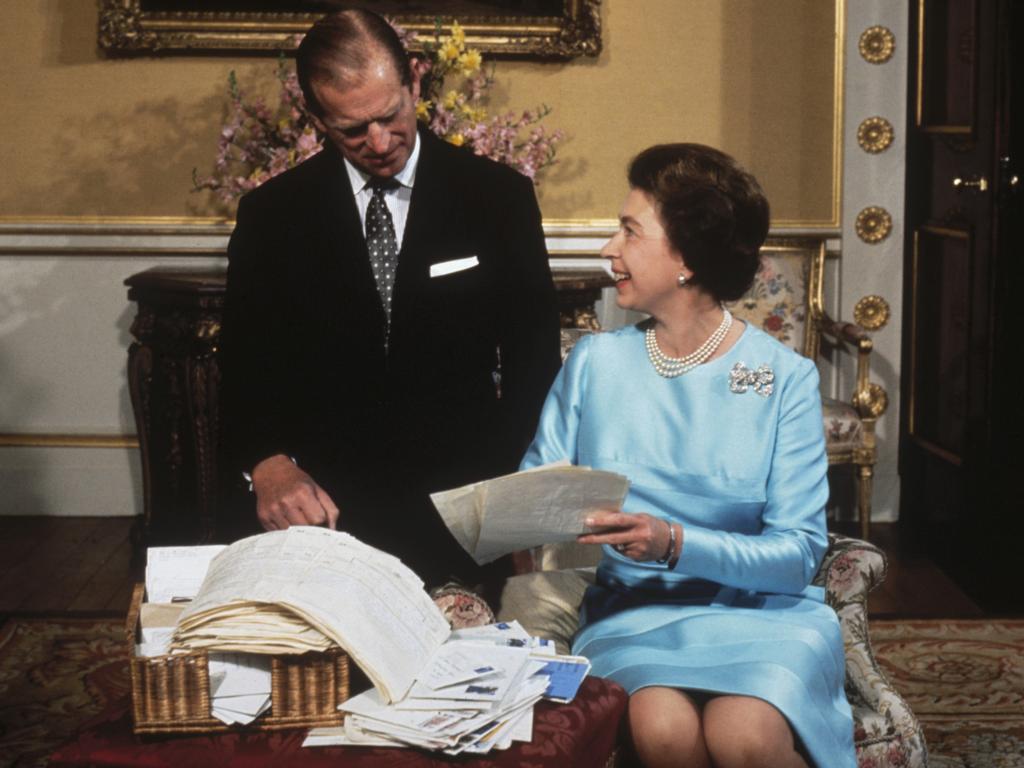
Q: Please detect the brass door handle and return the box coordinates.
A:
[952,175,989,192]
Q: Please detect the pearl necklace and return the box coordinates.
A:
[645,309,733,378]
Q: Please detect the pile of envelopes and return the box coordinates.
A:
[304,621,591,754]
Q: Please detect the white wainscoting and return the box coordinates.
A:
[1,222,897,522]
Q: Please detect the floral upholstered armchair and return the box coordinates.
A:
[724,240,888,541]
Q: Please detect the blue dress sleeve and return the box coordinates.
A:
[677,357,830,594]
[519,334,593,470]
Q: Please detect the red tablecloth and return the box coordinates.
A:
[50,676,627,768]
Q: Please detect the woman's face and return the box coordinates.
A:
[601,188,687,316]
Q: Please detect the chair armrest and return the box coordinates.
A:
[815,533,887,599]
[817,314,872,348]
[814,313,887,422]
[817,535,925,755]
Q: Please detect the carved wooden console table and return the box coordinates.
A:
[125,266,610,547]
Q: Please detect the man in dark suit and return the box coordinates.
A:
[218,8,561,590]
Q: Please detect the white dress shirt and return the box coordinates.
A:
[342,132,421,251]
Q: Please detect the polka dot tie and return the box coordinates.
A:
[366,178,400,321]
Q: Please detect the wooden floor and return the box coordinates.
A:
[0,517,984,618]
[0,517,142,615]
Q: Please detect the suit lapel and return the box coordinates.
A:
[311,143,388,332]
[396,130,460,303]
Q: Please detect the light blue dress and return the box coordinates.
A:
[521,323,856,768]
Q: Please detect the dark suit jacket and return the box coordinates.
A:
[219,127,561,587]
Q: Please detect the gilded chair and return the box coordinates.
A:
[725,240,888,540]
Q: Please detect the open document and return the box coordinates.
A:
[171,527,451,703]
[430,462,630,564]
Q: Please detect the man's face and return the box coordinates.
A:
[311,56,420,179]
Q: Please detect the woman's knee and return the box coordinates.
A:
[703,696,805,767]
[627,688,710,768]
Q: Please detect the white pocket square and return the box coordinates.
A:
[430,256,479,277]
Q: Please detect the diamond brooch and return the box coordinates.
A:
[729,362,774,397]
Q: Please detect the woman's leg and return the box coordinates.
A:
[627,687,711,768]
[702,695,810,768]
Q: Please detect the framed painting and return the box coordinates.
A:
[98,0,602,57]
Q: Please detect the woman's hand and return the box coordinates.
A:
[579,509,677,562]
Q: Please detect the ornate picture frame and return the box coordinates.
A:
[98,0,602,58]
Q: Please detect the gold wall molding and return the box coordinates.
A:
[1,219,843,256]
[97,0,602,58]
[857,116,894,153]
[0,215,231,231]
[853,295,891,330]
[859,25,895,64]
[0,433,139,449]
[855,206,893,243]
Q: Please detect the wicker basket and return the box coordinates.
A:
[125,583,350,734]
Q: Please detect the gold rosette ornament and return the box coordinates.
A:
[857,117,894,153]
[855,207,893,244]
[859,25,895,63]
[853,295,891,331]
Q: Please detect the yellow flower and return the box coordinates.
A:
[416,99,432,120]
[439,39,461,63]
[442,90,460,110]
[446,133,465,147]
[450,22,466,47]
[458,49,482,75]
[460,103,488,122]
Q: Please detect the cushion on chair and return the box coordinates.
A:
[823,397,865,454]
[726,250,809,350]
[430,583,495,629]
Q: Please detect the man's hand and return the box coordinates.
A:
[251,454,340,531]
[578,509,677,562]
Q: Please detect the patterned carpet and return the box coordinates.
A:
[0,616,1021,767]
[870,620,1024,768]
[0,617,129,768]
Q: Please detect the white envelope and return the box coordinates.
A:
[430,256,479,277]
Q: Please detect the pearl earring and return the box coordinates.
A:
[677,273,688,288]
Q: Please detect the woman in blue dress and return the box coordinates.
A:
[519,144,856,767]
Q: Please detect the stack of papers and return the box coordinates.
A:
[430,461,629,564]
[172,527,452,704]
[145,545,226,604]
[304,621,591,754]
[209,653,272,725]
[138,527,594,740]
[136,602,185,657]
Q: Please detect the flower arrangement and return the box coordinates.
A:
[193,21,563,206]
[414,22,563,180]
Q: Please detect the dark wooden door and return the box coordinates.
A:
[900,0,1023,610]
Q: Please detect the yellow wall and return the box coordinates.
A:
[0,1,837,224]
